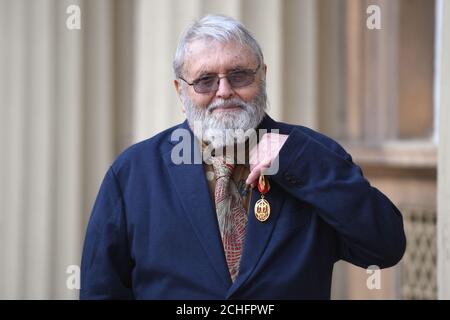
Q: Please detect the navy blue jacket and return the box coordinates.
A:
[80,114,406,299]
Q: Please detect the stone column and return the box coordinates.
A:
[438,0,450,300]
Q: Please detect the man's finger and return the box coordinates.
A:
[246,167,260,187]
[246,164,263,186]
[246,159,271,186]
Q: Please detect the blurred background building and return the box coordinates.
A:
[0,0,449,299]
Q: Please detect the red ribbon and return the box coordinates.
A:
[258,175,270,194]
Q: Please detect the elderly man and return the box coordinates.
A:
[80,15,406,299]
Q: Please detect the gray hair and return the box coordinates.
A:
[173,14,264,79]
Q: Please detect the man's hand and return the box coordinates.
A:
[246,133,289,188]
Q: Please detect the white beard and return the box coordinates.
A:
[182,82,267,150]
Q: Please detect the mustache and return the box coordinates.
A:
[207,98,248,113]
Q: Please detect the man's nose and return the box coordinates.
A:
[215,76,235,100]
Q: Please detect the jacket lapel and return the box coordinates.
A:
[163,121,232,290]
[226,164,286,298]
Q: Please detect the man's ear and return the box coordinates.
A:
[174,79,181,96]
[174,79,185,113]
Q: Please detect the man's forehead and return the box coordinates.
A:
[184,39,257,76]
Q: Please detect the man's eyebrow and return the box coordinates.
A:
[192,65,210,79]
[192,64,251,79]
[195,70,213,78]
[228,65,248,71]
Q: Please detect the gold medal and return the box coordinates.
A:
[254,174,271,222]
[255,197,271,222]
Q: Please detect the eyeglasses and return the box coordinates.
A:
[179,64,261,94]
